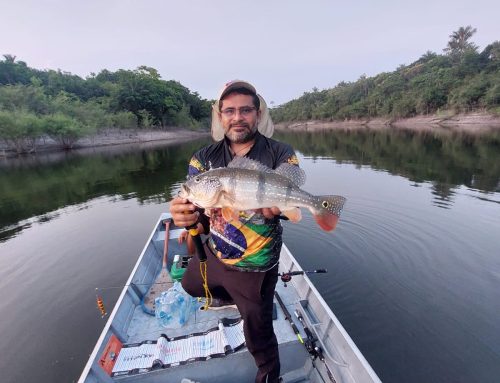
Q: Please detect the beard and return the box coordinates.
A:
[225,122,258,144]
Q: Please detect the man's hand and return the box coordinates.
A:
[178,230,189,244]
[169,197,199,228]
[257,207,281,219]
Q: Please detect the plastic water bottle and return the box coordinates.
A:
[190,297,200,314]
[178,295,187,325]
[155,292,174,327]
[155,282,192,328]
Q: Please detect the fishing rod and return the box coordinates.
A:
[185,223,207,262]
[294,309,337,383]
[279,269,327,286]
[275,291,336,382]
[274,291,303,344]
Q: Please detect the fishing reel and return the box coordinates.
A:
[279,269,327,286]
[294,309,337,382]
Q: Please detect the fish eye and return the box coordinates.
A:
[194,176,201,183]
[322,201,329,208]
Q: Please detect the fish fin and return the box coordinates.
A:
[218,190,236,206]
[312,195,346,232]
[228,157,272,172]
[282,208,302,223]
[314,213,339,232]
[274,163,306,186]
[227,157,306,187]
[222,206,240,222]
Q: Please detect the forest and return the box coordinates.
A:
[1,26,499,154]
[0,59,212,153]
[271,26,500,123]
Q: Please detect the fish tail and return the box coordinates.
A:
[311,195,346,232]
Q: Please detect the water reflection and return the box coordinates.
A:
[1,127,499,238]
[0,138,210,241]
[430,182,456,209]
[275,127,500,206]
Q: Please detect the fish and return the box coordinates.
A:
[179,157,346,232]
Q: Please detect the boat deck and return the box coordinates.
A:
[127,280,299,344]
[79,214,381,383]
[125,226,302,346]
[120,282,309,383]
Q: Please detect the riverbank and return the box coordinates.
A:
[275,111,500,133]
[0,129,209,157]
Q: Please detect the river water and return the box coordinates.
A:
[1,128,499,383]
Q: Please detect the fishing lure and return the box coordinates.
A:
[96,288,107,318]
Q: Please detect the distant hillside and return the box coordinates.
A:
[271,26,500,123]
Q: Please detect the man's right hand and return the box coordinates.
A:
[169,197,199,228]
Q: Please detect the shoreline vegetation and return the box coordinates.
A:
[2,109,499,158]
[0,57,212,156]
[271,26,500,129]
[1,26,499,157]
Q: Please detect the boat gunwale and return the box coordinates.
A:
[281,243,381,383]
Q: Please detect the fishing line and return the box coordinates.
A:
[94,229,166,291]
[94,281,169,318]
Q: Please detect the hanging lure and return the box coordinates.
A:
[96,288,107,318]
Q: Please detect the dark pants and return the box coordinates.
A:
[181,244,280,383]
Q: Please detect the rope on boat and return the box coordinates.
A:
[199,261,212,310]
[188,225,212,310]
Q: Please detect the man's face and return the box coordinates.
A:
[218,93,260,144]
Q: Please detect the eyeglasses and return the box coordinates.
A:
[220,106,257,118]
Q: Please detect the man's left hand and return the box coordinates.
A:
[258,207,281,219]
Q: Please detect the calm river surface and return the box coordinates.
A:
[1,128,499,383]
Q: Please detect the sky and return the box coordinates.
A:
[1,0,499,105]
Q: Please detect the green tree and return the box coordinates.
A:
[111,111,138,130]
[17,111,44,152]
[0,110,25,153]
[480,41,500,73]
[444,26,478,61]
[0,55,34,85]
[0,109,44,153]
[0,84,49,114]
[42,113,85,149]
[449,74,489,111]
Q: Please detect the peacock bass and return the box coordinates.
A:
[179,157,346,231]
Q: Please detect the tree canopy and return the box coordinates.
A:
[271,27,500,124]
[0,56,211,153]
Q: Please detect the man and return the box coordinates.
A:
[169,80,299,383]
